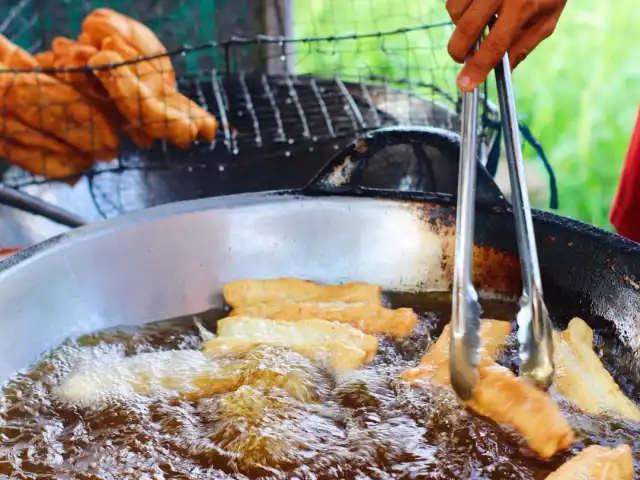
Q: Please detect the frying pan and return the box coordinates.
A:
[0,126,639,395]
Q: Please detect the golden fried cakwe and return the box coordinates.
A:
[0,137,91,180]
[402,320,575,459]
[0,60,118,160]
[34,50,55,69]
[230,301,418,338]
[223,278,383,308]
[88,50,197,149]
[99,35,217,143]
[553,317,640,421]
[0,34,38,69]
[545,444,634,480]
[82,8,176,88]
[401,320,511,385]
[54,345,327,410]
[46,36,152,148]
[203,316,379,372]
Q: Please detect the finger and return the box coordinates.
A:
[508,13,561,70]
[456,8,524,91]
[447,0,502,64]
[446,0,473,24]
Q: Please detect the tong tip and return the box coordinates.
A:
[517,295,555,390]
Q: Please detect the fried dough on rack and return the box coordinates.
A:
[34,50,55,69]
[82,8,176,88]
[0,60,118,160]
[402,320,574,459]
[203,316,379,372]
[545,444,634,479]
[401,320,511,385]
[553,317,640,421]
[229,301,418,338]
[100,35,217,142]
[0,34,38,69]
[0,114,78,155]
[223,278,383,308]
[89,50,197,149]
[0,137,91,180]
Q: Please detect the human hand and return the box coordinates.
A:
[446,0,567,91]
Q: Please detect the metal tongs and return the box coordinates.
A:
[449,51,555,401]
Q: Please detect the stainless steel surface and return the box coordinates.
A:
[0,194,457,383]
[0,184,87,228]
[495,54,554,389]
[449,87,481,401]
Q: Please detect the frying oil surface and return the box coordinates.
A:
[1,294,639,479]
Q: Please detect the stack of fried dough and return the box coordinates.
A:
[0,8,218,181]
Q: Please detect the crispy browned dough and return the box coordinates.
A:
[0,137,91,180]
[101,35,217,142]
[0,61,119,160]
[401,320,511,384]
[0,114,78,155]
[469,360,574,459]
[223,278,383,308]
[52,47,107,103]
[101,35,166,92]
[545,444,634,479]
[0,34,38,69]
[402,320,574,459]
[34,50,55,69]
[82,8,176,88]
[89,50,197,149]
[78,31,99,48]
[554,318,640,421]
[230,301,418,338]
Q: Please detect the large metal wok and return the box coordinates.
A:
[1,127,640,393]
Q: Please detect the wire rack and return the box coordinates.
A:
[0,0,505,220]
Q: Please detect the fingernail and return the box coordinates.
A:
[458,75,472,90]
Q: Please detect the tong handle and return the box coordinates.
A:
[449,86,482,401]
[494,54,554,388]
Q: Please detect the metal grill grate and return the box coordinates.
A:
[0,0,508,229]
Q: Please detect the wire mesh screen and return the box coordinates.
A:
[0,0,501,219]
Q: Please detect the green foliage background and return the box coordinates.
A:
[294,0,640,229]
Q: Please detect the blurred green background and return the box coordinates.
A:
[294,0,640,230]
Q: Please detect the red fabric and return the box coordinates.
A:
[611,107,640,242]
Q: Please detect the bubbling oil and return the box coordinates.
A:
[1,294,639,479]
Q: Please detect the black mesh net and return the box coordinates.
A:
[0,0,504,219]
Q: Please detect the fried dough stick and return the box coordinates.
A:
[54,347,327,408]
[223,278,383,308]
[0,61,118,160]
[34,50,55,69]
[203,316,379,372]
[82,8,176,88]
[0,113,78,155]
[0,34,38,69]
[0,137,91,180]
[89,50,197,149]
[545,444,634,479]
[47,37,153,148]
[101,35,217,142]
[402,320,574,459]
[401,320,511,384]
[553,317,640,421]
[230,301,418,338]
